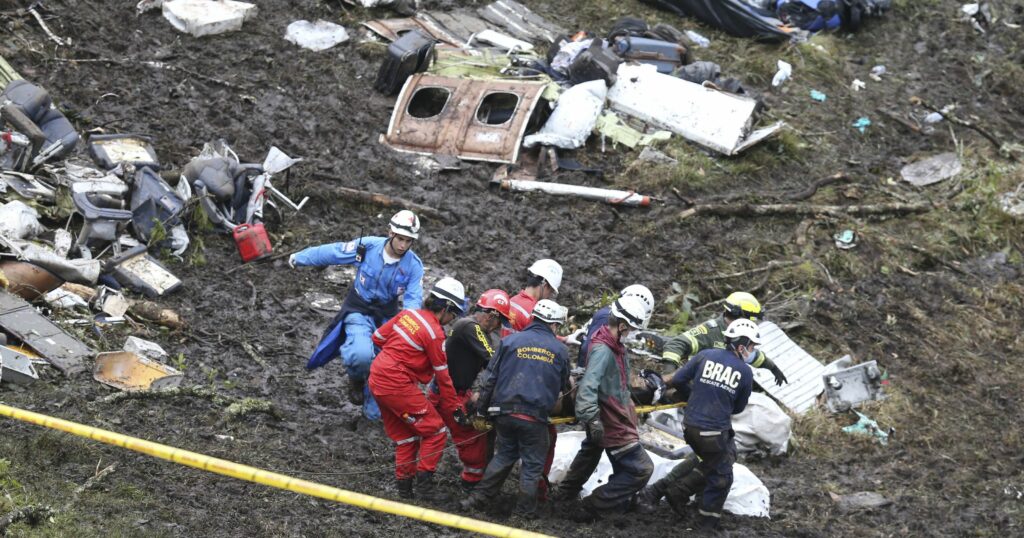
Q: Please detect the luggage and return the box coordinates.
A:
[611,36,688,74]
[374,30,436,95]
[567,39,622,87]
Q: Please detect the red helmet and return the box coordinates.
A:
[477,289,511,320]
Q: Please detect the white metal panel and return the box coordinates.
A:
[753,321,825,414]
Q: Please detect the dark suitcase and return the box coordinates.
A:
[611,35,688,74]
[567,39,622,87]
[374,30,436,96]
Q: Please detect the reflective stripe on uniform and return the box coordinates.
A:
[463,466,485,474]
[373,329,384,340]
[685,333,700,355]
[395,435,421,445]
[609,441,640,456]
[433,364,448,371]
[510,302,531,319]
[409,310,436,340]
[698,509,722,518]
[426,426,448,437]
[394,325,424,351]
[699,430,722,437]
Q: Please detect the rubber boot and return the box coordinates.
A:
[551,484,581,503]
[514,491,539,519]
[634,482,665,514]
[415,471,449,503]
[698,514,721,530]
[665,485,693,518]
[460,479,478,494]
[347,377,365,405]
[396,477,414,499]
[459,491,489,511]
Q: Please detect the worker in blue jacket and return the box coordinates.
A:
[290,210,424,420]
[643,318,757,530]
[460,300,571,518]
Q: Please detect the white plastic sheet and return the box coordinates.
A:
[549,431,771,517]
[285,20,350,51]
[732,392,793,456]
[523,80,606,149]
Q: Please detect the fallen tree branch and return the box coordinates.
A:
[51,58,248,92]
[679,201,934,220]
[96,386,279,420]
[910,96,1011,158]
[700,259,802,281]
[784,173,852,201]
[876,108,922,134]
[0,505,55,536]
[29,8,67,47]
[311,175,449,222]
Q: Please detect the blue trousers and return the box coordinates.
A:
[583,443,653,512]
[473,416,550,506]
[340,312,380,420]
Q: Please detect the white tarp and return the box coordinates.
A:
[285,20,350,51]
[0,201,44,240]
[607,64,784,155]
[523,80,606,149]
[162,0,257,37]
[732,392,793,455]
[549,431,770,518]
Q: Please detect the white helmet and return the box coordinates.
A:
[532,299,567,325]
[723,318,762,345]
[610,296,647,330]
[430,277,466,313]
[389,210,420,239]
[620,284,654,323]
[528,259,563,293]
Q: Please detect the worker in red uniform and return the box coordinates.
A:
[506,259,563,333]
[368,277,467,502]
[427,289,512,491]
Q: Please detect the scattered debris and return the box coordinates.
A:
[594,112,671,148]
[752,321,825,414]
[161,0,258,37]
[92,286,131,318]
[305,292,342,312]
[680,201,933,220]
[607,64,785,155]
[834,229,857,250]
[492,178,650,206]
[0,345,39,385]
[869,65,886,81]
[829,491,893,512]
[0,260,64,300]
[999,182,1024,219]
[823,359,885,412]
[363,0,565,47]
[900,152,962,187]
[375,30,436,96]
[810,89,827,102]
[382,74,549,164]
[851,79,866,91]
[107,245,182,298]
[684,29,710,48]
[842,410,892,445]
[123,336,169,361]
[128,300,185,330]
[772,60,792,87]
[0,289,93,375]
[285,20,350,51]
[852,117,871,133]
[93,351,183,392]
[638,146,677,165]
[523,80,607,149]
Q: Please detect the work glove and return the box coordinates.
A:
[287,253,297,268]
[769,365,789,386]
[564,327,587,346]
[453,407,470,427]
[638,332,666,354]
[471,414,492,432]
[585,418,604,445]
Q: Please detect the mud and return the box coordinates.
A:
[1,0,1023,537]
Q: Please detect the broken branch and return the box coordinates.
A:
[700,259,802,281]
[784,173,852,201]
[312,176,449,222]
[679,201,935,220]
[910,96,1010,157]
[29,8,67,47]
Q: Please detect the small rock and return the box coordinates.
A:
[830,491,893,511]
[638,147,677,165]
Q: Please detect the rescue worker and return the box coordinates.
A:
[506,259,562,333]
[661,292,788,386]
[637,293,787,514]
[502,258,564,501]
[459,300,571,518]
[367,277,466,501]
[557,296,654,514]
[291,210,424,420]
[574,284,655,368]
[644,319,757,529]
[427,289,512,492]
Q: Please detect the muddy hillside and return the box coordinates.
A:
[1,0,1023,536]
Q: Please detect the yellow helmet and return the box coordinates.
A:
[723,292,763,321]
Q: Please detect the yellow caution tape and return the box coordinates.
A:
[548,402,686,425]
[0,403,553,538]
